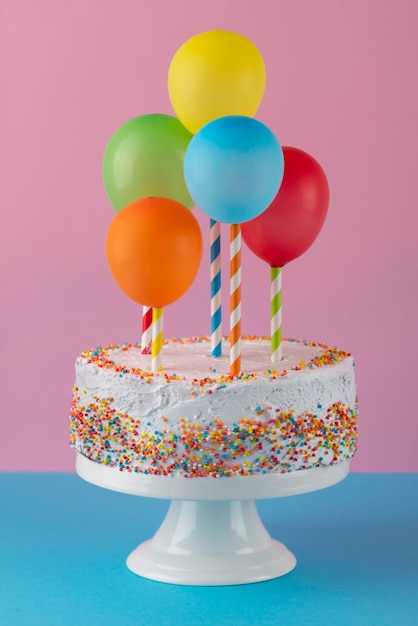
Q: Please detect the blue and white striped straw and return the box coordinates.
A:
[210,218,222,357]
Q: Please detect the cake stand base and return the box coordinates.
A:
[126,499,296,586]
[76,453,349,586]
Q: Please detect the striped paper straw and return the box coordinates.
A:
[210,219,222,357]
[141,306,152,354]
[151,307,164,372]
[271,267,282,362]
[229,224,241,376]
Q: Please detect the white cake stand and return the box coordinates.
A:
[76,452,349,586]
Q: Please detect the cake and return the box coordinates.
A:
[70,337,357,478]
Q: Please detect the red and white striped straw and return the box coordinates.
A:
[229,224,241,376]
[141,306,152,354]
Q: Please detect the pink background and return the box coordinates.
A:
[1,0,417,472]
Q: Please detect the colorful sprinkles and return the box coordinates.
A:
[70,394,358,478]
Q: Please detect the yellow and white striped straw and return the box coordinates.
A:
[151,307,164,372]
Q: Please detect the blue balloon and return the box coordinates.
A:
[184,115,284,224]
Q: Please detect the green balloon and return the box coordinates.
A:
[103,114,195,212]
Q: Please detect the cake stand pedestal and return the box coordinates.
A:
[76,453,349,586]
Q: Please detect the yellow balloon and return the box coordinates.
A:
[168,30,266,134]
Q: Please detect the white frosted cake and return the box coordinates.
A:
[70,337,357,478]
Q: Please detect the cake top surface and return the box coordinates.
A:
[78,337,352,385]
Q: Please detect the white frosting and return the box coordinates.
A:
[70,338,358,476]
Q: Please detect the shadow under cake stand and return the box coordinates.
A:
[76,453,349,586]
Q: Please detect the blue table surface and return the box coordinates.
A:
[0,473,417,626]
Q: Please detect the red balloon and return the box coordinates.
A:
[241,147,329,267]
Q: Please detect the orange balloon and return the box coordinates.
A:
[106,197,203,307]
